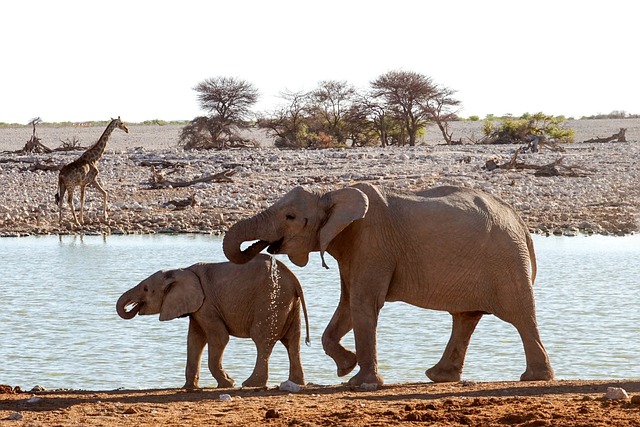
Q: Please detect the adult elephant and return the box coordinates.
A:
[223,183,554,387]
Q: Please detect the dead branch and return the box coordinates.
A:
[26,160,62,172]
[147,168,236,189]
[55,136,84,151]
[21,136,52,154]
[162,195,198,210]
[484,150,594,177]
[138,159,187,169]
[583,128,626,143]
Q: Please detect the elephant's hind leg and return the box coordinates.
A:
[322,291,357,377]
[280,316,305,385]
[426,311,483,382]
[511,317,554,381]
[243,338,277,388]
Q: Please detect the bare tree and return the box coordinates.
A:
[22,117,51,153]
[180,77,259,149]
[421,85,461,144]
[371,70,439,146]
[257,90,310,148]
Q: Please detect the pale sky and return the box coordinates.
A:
[2,0,637,124]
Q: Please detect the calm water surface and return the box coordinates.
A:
[1,234,638,390]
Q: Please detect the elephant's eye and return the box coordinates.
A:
[285,213,296,221]
[143,285,149,292]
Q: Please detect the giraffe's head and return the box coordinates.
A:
[112,116,129,133]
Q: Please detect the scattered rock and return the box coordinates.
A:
[4,412,23,421]
[265,408,281,419]
[360,383,378,391]
[279,380,301,393]
[219,394,233,401]
[605,387,629,400]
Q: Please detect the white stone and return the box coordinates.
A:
[219,394,233,401]
[279,380,301,393]
[360,383,378,391]
[605,387,629,400]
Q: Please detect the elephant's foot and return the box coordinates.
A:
[182,381,200,390]
[347,368,384,388]
[520,364,555,381]
[242,375,268,388]
[287,372,305,386]
[330,350,357,377]
[215,376,236,388]
[425,364,462,383]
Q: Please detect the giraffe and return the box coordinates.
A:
[55,117,129,225]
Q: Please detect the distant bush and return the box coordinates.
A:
[481,112,575,145]
[580,110,640,120]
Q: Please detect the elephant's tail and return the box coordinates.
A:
[295,280,311,347]
[526,231,537,285]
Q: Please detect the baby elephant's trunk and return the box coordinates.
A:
[116,290,141,319]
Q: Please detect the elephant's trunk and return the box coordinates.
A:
[223,212,272,264]
[116,291,142,320]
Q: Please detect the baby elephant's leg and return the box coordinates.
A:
[184,320,206,389]
[243,337,277,387]
[206,324,235,388]
[280,314,305,385]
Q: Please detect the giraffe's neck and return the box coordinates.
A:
[80,119,118,163]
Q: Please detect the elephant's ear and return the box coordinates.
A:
[319,187,368,264]
[160,270,204,321]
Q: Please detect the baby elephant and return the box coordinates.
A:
[116,254,310,389]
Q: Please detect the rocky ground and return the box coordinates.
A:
[0,119,638,237]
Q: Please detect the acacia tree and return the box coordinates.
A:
[421,85,461,144]
[179,76,259,149]
[307,80,357,145]
[352,93,402,147]
[371,70,439,146]
[257,90,311,148]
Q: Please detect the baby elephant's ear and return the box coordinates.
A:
[160,270,204,321]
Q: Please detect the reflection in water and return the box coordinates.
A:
[0,234,638,390]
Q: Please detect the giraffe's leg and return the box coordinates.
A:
[58,185,66,224]
[92,179,108,221]
[67,189,79,226]
[79,185,86,225]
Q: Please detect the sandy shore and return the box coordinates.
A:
[0,119,638,236]
[2,380,640,426]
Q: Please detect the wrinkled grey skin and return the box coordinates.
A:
[116,254,310,389]
[223,183,554,387]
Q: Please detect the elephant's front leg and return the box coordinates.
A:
[243,338,276,388]
[322,285,357,377]
[346,285,386,388]
[205,324,235,388]
[184,319,206,389]
[426,311,483,382]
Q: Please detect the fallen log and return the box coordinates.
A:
[484,150,595,177]
[147,168,236,189]
[583,128,626,143]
